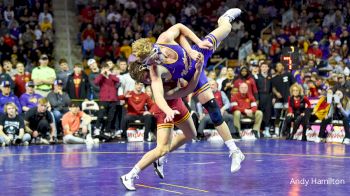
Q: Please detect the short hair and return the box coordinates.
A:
[59,58,68,64]
[38,98,48,105]
[4,102,18,113]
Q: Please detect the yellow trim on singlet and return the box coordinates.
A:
[157,123,174,129]
[205,35,217,50]
[193,83,210,96]
[174,111,190,125]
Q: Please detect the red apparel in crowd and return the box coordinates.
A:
[287,96,311,114]
[119,91,154,115]
[233,77,258,98]
[14,73,31,97]
[94,73,119,101]
[307,47,322,58]
[231,93,257,114]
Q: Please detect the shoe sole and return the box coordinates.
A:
[120,176,136,191]
[153,162,164,179]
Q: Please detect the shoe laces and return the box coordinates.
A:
[229,149,241,158]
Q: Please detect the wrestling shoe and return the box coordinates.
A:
[263,130,271,138]
[229,148,245,173]
[153,156,167,179]
[120,174,138,191]
[220,8,242,23]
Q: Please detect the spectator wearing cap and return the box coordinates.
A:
[0,62,15,91]
[56,58,72,88]
[24,98,55,144]
[19,81,43,113]
[31,54,56,97]
[94,62,119,134]
[47,79,71,136]
[14,62,31,97]
[87,59,100,99]
[0,80,22,114]
[307,41,322,59]
[61,102,98,145]
[65,63,90,100]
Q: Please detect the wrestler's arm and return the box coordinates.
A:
[164,59,203,100]
[157,23,202,45]
[149,65,178,119]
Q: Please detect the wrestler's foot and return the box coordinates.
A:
[230,148,245,173]
[120,174,138,191]
[153,156,167,179]
[219,8,242,23]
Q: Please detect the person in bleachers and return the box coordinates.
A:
[31,54,56,97]
[61,102,98,145]
[2,60,17,78]
[65,63,90,100]
[94,62,119,134]
[197,80,236,139]
[82,35,95,59]
[0,62,15,91]
[333,73,350,98]
[119,82,156,141]
[281,84,311,141]
[24,98,55,144]
[0,80,21,115]
[19,81,42,113]
[0,102,30,146]
[254,62,273,137]
[47,79,71,137]
[221,67,235,99]
[232,66,258,99]
[87,59,100,100]
[56,58,72,88]
[271,62,296,135]
[14,62,31,97]
[231,82,263,138]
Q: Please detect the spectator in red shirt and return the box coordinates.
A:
[94,62,119,134]
[14,62,31,97]
[307,41,323,59]
[282,84,311,141]
[231,82,263,137]
[119,82,156,141]
[81,24,96,41]
[233,66,258,99]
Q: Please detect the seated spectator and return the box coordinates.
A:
[0,102,31,146]
[14,62,31,97]
[61,102,98,144]
[333,73,350,98]
[65,63,90,100]
[82,35,95,59]
[281,84,311,141]
[119,82,155,141]
[40,17,53,32]
[47,79,71,136]
[19,81,43,113]
[31,54,56,97]
[197,80,236,138]
[317,90,350,144]
[233,66,258,99]
[231,82,263,138]
[0,80,22,114]
[24,98,55,144]
[0,63,15,91]
[2,60,17,78]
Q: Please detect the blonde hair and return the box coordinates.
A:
[132,38,154,60]
[289,83,304,97]
[4,102,18,113]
